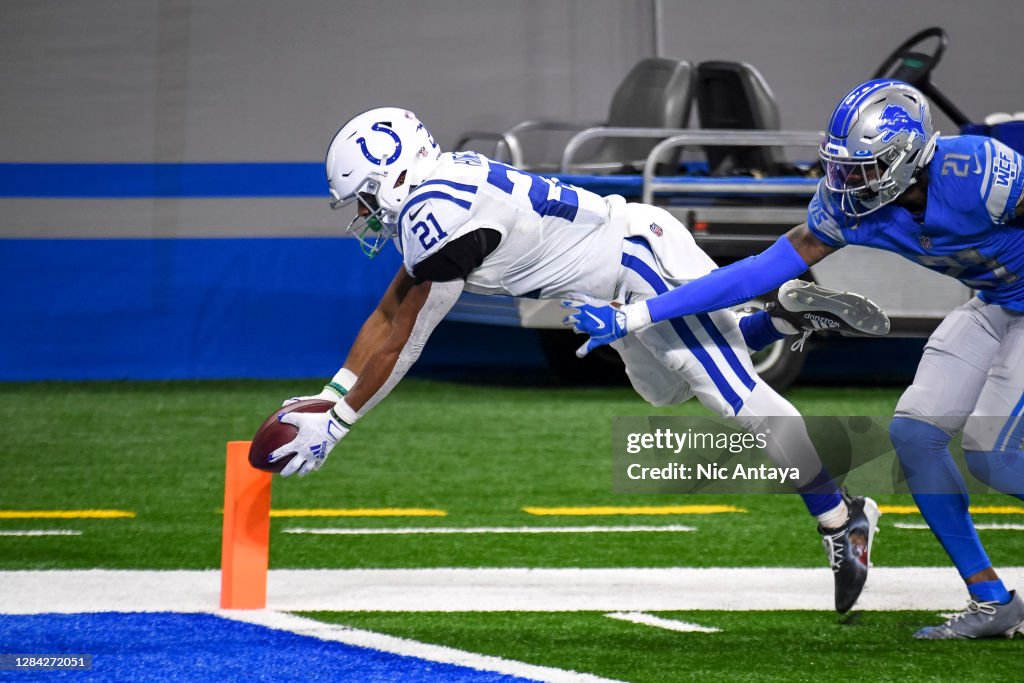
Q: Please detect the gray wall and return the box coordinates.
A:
[1,0,1020,237]
[5,0,1020,162]
[0,0,653,162]
[657,1,1023,135]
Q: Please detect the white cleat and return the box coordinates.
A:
[773,280,891,336]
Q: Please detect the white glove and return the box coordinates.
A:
[270,402,358,477]
[282,368,358,406]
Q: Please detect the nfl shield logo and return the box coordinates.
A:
[649,223,663,237]
[919,234,931,250]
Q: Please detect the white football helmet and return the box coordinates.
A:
[325,107,441,256]
[819,79,938,217]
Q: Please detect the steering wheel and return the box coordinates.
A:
[872,27,947,86]
[872,27,970,127]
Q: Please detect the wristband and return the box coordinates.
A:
[330,400,359,428]
[325,382,348,397]
[324,368,358,399]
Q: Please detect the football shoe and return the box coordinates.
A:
[766,281,890,350]
[820,492,881,613]
[914,591,1024,640]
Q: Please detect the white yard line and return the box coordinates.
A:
[4,567,1024,614]
[0,530,81,536]
[220,609,625,683]
[282,525,696,536]
[894,523,1024,531]
[605,612,720,633]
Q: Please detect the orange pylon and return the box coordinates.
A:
[220,440,271,609]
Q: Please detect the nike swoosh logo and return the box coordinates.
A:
[408,206,425,221]
[584,311,606,330]
[327,170,354,185]
[973,157,982,174]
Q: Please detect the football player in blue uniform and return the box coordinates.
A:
[273,107,889,614]
[571,79,1024,639]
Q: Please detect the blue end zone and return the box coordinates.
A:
[0,612,536,682]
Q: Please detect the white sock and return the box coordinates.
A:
[816,500,849,531]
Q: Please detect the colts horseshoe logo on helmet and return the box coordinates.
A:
[356,122,403,166]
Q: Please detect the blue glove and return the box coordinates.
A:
[561,297,628,357]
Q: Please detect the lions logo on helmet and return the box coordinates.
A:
[819,79,938,217]
[877,103,928,144]
[325,108,441,256]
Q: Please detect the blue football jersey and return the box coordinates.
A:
[808,135,1024,311]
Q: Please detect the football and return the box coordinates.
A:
[248,399,337,473]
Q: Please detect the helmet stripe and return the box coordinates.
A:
[829,79,902,139]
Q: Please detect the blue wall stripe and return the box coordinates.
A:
[620,250,745,413]
[0,237,547,380]
[0,237,399,380]
[0,162,328,198]
[0,163,815,199]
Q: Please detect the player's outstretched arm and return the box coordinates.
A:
[566,225,835,355]
[638,224,833,323]
[342,267,418,378]
[344,272,464,414]
[272,269,463,476]
[284,267,420,406]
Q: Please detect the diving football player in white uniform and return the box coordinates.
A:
[273,107,888,612]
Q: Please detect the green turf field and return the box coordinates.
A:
[308,611,1024,683]
[1,379,1019,570]
[2,379,1022,681]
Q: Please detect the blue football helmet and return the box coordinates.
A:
[820,79,938,217]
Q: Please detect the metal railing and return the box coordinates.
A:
[639,130,824,203]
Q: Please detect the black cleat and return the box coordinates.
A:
[767,280,890,338]
[820,493,881,614]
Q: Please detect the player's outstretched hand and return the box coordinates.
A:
[270,409,350,477]
[561,296,628,358]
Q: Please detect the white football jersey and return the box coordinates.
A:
[395,151,627,300]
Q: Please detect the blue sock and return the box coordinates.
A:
[965,449,1024,501]
[890,417,992,579]
[739,310,787,352]
[796,467,843,518]
[969,579,1012,604]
